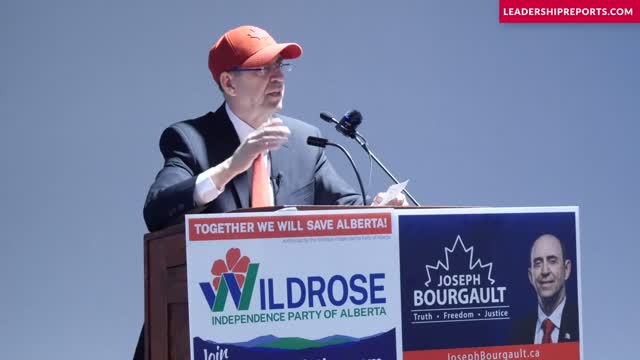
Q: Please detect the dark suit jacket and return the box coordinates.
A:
[143,104,362,232]
[509,302,580,345]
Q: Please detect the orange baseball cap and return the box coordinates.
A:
[208,25,303,84]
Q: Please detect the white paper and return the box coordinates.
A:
[374,180,409,206]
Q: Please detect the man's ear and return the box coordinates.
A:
[528,267,534,287]
[564,259,572,280]
[219,72,236,96]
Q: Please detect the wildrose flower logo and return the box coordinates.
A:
[211,248,251,290]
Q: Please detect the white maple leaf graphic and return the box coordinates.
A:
[425,235,495,287]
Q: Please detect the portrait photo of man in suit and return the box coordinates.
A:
[510,233,580,345]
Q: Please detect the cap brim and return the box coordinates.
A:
[241,43,303,68]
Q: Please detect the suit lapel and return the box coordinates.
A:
[206,105,250,209]
[269,138,289,205]
[559,302,578,342]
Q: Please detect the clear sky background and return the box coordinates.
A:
[1,1,638,359]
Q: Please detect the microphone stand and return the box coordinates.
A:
[320,113,421,206]
[307,136,367,206]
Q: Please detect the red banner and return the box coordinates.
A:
[405,342,580,360]
[188,212,392,240]
[500,0,640,22]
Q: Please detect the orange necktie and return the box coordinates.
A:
[251,153,273,207]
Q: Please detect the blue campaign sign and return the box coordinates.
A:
[397,208,580,353]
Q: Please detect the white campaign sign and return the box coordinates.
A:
[185,209,402,360]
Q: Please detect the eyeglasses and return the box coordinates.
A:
[231,62,293,76]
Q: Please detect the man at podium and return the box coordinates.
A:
[135,24,406,360]
[142,24,406,233]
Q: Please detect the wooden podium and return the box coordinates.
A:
[144,221,189,360]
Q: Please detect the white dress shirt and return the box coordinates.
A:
[193,103,272,206]
[534,297,566,344]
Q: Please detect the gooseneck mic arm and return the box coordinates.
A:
[307,136,367,206]
[319,112,421,206]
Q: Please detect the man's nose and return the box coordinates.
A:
[541,261,551,275]
[269,74,284,86]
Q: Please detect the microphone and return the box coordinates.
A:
[320,111,362,139]
[306,136,328,148]
[337,110,362,139]
[307,136,367,206]
[270,172,283,195]
[319,112,338,125]
[318,110,421,206]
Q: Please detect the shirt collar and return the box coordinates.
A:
[536,296,566,330]
[225,103,255,142]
